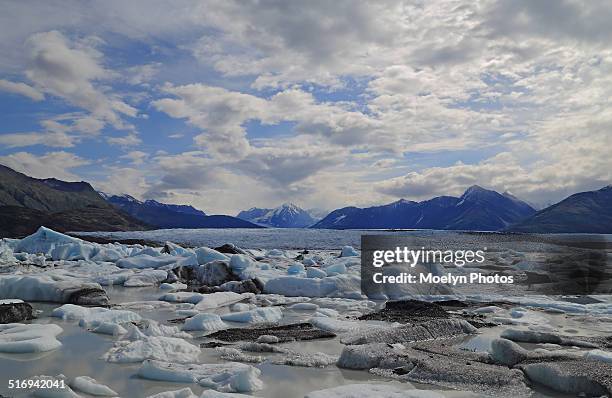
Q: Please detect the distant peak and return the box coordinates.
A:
[465,185,486,193]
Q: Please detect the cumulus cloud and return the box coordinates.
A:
[0,151,89,180]
[25,31,137,127]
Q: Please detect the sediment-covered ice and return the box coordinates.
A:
[138,359,264,392]
[584,349,612,364]
[309,317,389,334]
[500,328,598,348]
[337,343,414,370]
[520,361,611,396]
[70,376,118,396]
[341,319,477,345]
[0,323,63,353]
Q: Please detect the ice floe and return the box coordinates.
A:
[70,376,118,396]
[220,307,282,324]
[138,359,264,392]
[52,304,141,328]
[0,323,63,353]
[305,384,440,398]
[103,335,201,363]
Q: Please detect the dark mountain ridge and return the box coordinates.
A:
[507,185,612,233]
[312,185,536,231]
[105,194,260,229]
[0,165,148,237]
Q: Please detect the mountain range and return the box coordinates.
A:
[507,185,612,233]
[102,193,260,228]
[312,185,536,230]
[0,165,148,237]
[104,194,260,229]
[1,163,610,235]
[237,203,318,228]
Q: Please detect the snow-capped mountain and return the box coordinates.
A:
[237,203,317,228]
[312,185,536,231]
[105,194,260,229]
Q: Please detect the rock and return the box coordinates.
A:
[214,244,247,255]
[67,287,110,306]
[219,279,264,294]
[358,300,449,323]
[0,301,34,323]
[198,260,235,286]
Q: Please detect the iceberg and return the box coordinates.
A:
[183,313,228,332]
[15,227,82,255]
[0,274,109,305]
[340,246,359,257]
[195,247,230,264]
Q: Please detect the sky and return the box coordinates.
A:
[0,0,611,214]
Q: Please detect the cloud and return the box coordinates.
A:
[107,133,142,147]
[120,150,148,164]
[0,79,44,100]
[0,151,89,180]
[25,30,137,129]
[1,1,612,211]
[0,131,75,148]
